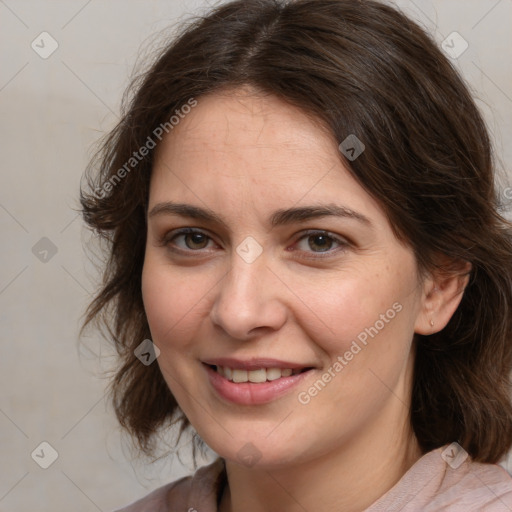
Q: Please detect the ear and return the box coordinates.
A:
[414,258,472,335]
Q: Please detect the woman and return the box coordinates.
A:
[81,0,512,510]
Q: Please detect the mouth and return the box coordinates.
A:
[202,360,316,405]
[206,364,313,383]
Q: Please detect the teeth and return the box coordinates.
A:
[215,366,300,383]
[266,368,282,381]
[248,368,267,383]
[232,369,248,383]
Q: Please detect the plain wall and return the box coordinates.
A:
[1,1,511,511]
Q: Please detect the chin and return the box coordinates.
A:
[201,431,315,470]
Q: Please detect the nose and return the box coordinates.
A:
[209,252,288,340]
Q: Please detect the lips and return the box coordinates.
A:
[202,358,316,405]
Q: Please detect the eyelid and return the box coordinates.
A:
[159,227,350,257]
[291,229,350,258]
[158,227,218,251]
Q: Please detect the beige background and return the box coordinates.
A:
[1,1,511,511]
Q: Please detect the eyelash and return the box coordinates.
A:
[158,228,350,259]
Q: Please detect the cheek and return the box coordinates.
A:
[141,256,210,348]
[292,260,417,370]
[296,271,396,342]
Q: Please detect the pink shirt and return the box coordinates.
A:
[114,445,512,511]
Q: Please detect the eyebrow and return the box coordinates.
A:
[148,202,372,228]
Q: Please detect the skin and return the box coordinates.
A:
[141,86,470,512]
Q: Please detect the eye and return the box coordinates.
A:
[161,228,216,253]
[293,230,349,257]
[159,228,349,258]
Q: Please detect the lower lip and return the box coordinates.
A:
[204,364,313,405]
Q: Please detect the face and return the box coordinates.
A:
[142,87,428,469]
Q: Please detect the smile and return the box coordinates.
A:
[212,365,308,383]
[203,362,315,405]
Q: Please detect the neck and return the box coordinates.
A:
[219,408,422,512]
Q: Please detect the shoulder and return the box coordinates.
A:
[430,453,512,511]
[367,444,512,511]
[112,457,226,512]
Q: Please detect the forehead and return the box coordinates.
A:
[155,88,336,170]
[148,88,387,229]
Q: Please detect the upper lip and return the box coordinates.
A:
[202,357,315,371]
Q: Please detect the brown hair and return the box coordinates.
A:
[81,0,512,463]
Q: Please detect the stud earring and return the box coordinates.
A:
[430,319,435,327]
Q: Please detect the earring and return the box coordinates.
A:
[430,319,435,327]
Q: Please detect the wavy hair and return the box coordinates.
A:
[80,0,512,462]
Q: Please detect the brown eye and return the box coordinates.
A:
[163,228,216,252]
[307,234,334,252]
[294,230,349,257]
[182,232,209,249]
